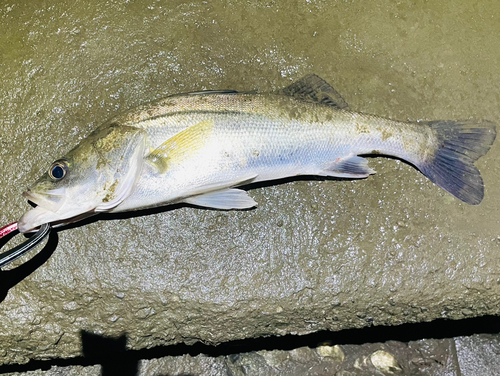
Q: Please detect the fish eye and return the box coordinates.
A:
[49,159,69,180]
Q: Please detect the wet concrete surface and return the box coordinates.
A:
[1,0,500,371]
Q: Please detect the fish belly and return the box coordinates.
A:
[111,110,425,212]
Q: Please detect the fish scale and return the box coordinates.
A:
[17,75,496,232]
[112,108,415,213]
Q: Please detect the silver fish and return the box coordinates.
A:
[18,75,496,233]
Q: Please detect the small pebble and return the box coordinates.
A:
[370,350,402,374]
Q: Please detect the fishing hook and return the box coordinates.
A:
[0,222,51,269]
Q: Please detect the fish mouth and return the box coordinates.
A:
[18,205,95,233]
[18,206,96,233]
[19,189,95,233]
[23,188,67,212]
[18,206,65,233]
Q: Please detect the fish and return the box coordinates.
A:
[17,75,496,233]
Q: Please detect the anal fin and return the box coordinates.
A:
[184,188,257,209]
[320,155,375,178]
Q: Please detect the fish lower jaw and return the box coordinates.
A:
[22,190,66,212]
[18,204,94,233]
[18,207,58,233]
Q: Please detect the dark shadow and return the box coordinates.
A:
[81,331,138,376]
[0,231,58,303]
[0,314,499,375]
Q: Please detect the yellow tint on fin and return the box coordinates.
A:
[147,119,215,173]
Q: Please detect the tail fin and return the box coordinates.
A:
[418,120,496,205]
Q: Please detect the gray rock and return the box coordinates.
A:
[1,0,500,368]
[455,334,500,376]
[7,334,496,375]
[3,366,100,376]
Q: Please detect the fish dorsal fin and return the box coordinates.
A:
[278,74,349,110]
[147,119,215,173]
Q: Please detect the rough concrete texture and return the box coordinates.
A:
[1,0,500,368]
[4,334,500,375]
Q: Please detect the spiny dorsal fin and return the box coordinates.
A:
[278,74,349,110]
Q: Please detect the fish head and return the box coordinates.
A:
[18,123,147,233]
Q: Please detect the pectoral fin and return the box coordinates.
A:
[184,188,257,209]
[320,155,376,178]
[147,119,215,173]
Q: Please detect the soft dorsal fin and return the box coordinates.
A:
[277,74,349,110]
